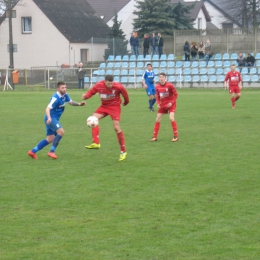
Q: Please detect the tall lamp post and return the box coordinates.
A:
[7,0,14,89]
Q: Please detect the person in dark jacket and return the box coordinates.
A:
[130,31,139,56]
[237,53,246,71]
[246,53,255,66]
[150,32,158,56]
[77,62,86,89]
[183,41,190,61]
[158,32,164,59]
[143,34,150,58]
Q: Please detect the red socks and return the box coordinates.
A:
[92,126,100,144]
[153,122,160,138]
[117,131,126,153]
[171,121,178,137]
[234,96,240,101]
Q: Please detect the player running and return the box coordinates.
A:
[224,64,242,109]
[151,72,178,142]
[82,75,129,161]
[142,62,156,112]
[28,81,86,159]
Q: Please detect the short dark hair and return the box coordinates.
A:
[57,81,66,87]
[159,72,166,77]
[105,75,114,82]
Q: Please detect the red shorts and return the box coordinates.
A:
[229,85,240,94]
[95,105,121,121]
[158,103,176,114]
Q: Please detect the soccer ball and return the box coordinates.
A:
[86,116,99,128]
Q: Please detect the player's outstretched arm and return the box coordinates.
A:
[69,101,86,106]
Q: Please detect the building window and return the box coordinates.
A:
[7,44,18,52]
[198,18,202,29]
[22,17,32,33]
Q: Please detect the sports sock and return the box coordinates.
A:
[171,121,178,137]
[32,139,49,153]
[50,134,62,152]
[149,99,152,109]
[117,131,126,153]
[152,98,156,107]
[153,122,160,138]
[234,96,240,101]
[231,97,235,104]
[92,126,100,144]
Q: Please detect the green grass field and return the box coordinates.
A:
[0,87,260,260]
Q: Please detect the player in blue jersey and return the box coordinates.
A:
[28,81,86,159]
[142,62,156,112]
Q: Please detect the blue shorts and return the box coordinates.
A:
[146,85,156,96]
[44,116,62,136]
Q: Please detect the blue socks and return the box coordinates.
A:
[149,98,156,109]
[152,98,156,106]
[32,139,49,153]
[50,135,62,152]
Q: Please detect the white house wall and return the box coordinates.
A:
[193,8,207,30]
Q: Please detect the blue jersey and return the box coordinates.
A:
[142,70,155,87]
[47,91,71,120]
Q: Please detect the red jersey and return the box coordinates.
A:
[225,71,242,86]
[155,81,178,108]
[84,80,129,106]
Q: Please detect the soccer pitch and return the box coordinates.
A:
[0,87,259,260]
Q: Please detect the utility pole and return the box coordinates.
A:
[8,0,14,89]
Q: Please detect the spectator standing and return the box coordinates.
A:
[204,39,212,65]
[190,41,198,60]
[130,32,135,55]
[77,62,86,89]
[236,53,246,70]
[198,41,205,59]
[246,53,255,67]
[143,34,150,58]
[130,31,139,56]
[158,33,164,59]
[183,41,190,61]
[150,32,158,56]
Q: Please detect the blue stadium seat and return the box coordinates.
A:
[144,55,151,61]
[160,61,167,67]
[130,55,136,61]
[167,68,175,75]
[106,69,113,75]
[230,53,238,60]
[176,75,183,82]
[241,67,248,74]
[214,53,222,60]
[222,53,230,60]
[191,68,199,75]
[191,61,199,67]
[99,62,106,68]
[199,68,207,74]
[129,62,136,68]
[215,61,223,67]
[167,61,175,67]
[167,54,175,60]
[137,55,144,61]
[249,67,257,74]
[183,68,191,75]
[98,77,104,81]
[192,75,200,82]
[136,69,143,76]
[251,74,258,82]
[122,55,129,61]
[255,53,260,59]
[121,62,128,68]
[258,68,260,74]
[113,76,120,82]
[199,61,206,67]
[216,68,224,75]
[137,62,144,68]
[243,75,250,82]
[168,75,175,82]
[184,75,192,82]
[91,77,97,83]
[121,69,128,76]
[84,76,90,83]
[152,61,159,68]
[207,61,215,67]
[160,54,167,60]
[208,68,216,75]
[115,55,122,61]
[209,75,217,82]
[128,69,135,76]
[128,77,135,84]
[224,67,231,73]
[98,69,105,76]
[107,55,114,61]
[223,61,231,67]
[113,70,120,76]
[200,75,208,82]
[121,76,128,84]
[92,70,99,75]
[153,68,159,74]
[256,60,260,66]
[175,61,183,67]
[217,75,225,82]
[175,68,182,75]
[159,68,167,74]
[114,62,121,68]
[137,76,143,83]
[154,76,159,82]
[183,61,191,67]
[106,62,114,68]
[152,54,159,60]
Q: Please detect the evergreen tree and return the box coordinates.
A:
[104,13,129,60]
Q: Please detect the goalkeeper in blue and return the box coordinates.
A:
[27,81,86,159]
[142,62,156,112]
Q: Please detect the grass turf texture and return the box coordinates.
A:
[0,87,259,260]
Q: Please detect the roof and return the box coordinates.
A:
[87,0,131,23]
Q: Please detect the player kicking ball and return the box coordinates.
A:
[28,81,86,159]
[151,72,178,142]
[82,75,129,161]
[224,64,242,109]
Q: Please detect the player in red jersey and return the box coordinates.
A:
[224,64,242,109]
[82,75,129,161]
[151,72,178,142]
